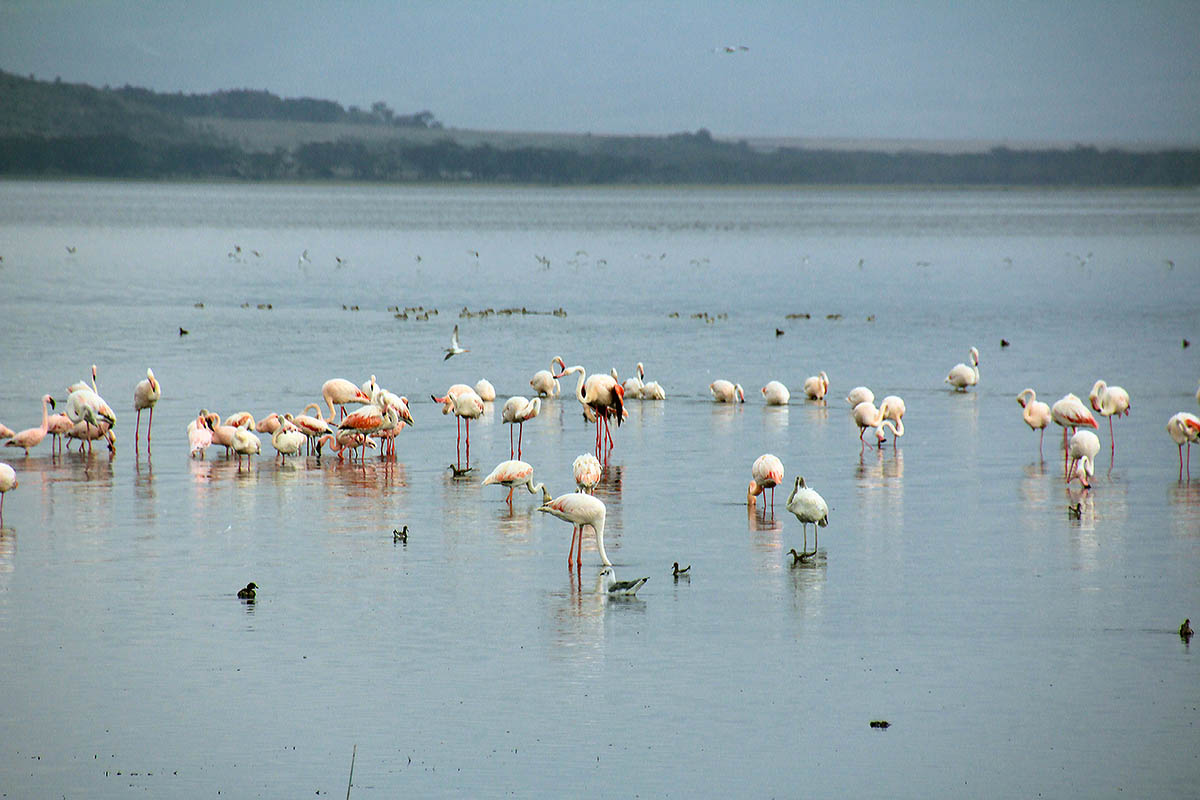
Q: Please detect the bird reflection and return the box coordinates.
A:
[762,405,789,432]
[748,501,782,534]
[0,527,14,576]
[788,556,826,618]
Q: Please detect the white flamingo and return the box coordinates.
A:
[1016,388,1052,458]
[946,347,979,391]
[786,476,828,561]
[539,492,611,567]
[710,380,745,403]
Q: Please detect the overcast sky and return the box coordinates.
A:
[2,0,1198,145]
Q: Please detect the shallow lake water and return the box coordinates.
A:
[0,181,1198,798]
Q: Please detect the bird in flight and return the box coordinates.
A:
[444,325,468,360]
[715,45,749,53]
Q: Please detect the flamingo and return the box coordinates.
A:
[0,462,15,524]
[573,453,602,493]
[1016,389,1052,458]
[322,378,372,421]
[255,413,283,435]
[762,381,790,405]
[786,476,828,561]
[188,413,214,458]
[530,364,560,397]
[878,395,906,444]
[538,492,611,567]
[553,359,625,457]
[206,413,238,458]
[501,396,540,459]
[1089,379,1131,460]
[271,417,307,464]
[432,385,485,468]
[803,371,829,400]
[1067,430,1100,483]
[710,380,745,403]
[1067,455,1094,489]
[0,423,14,441]
[231,428,261,469]
[222,411,256,429]
[5,395,55,456]
[46,411,72,455]
[474,379,497,402]
[621,363,645,399]
[317,430,376,462]
[852,401,884,446]
[481,459,552,506]
[132,368,160,449]
[946,347,980,391]
[290,404,336,454]
[747,453,785,509]
[1167,412,1200,479]
[1051,393,1098,475]
[65,379,117,449]
[598,566,648,597]
[66,418,115,452]
[338,394,393,462]
[641,380,666,400]
[845,386,874,407]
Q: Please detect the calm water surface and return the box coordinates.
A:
[1,181,1198,798]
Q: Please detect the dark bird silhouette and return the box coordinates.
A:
[393,525,408,543]
[1181,619,1193,641]
[237,582,257,600]
[672,562,691,577]
[447,463,474,478]
[1000,338,1010,348]
[775,328,784,337]
[869,720,891,729]
[179,327,189,336]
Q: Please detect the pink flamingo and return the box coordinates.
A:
[271,417,307,464]
[709,380,745,403]
[1016,389,1052,458]
[322,378,372,421]
[762,381,790,405]
[432,384,484,468]
[222,411,256,429]
[317,430,376,462]
[188,413,214,458]
[852,400,885,448]
[1167,412,1200,479]
[338,396,391,462]
[46,411,73,455]
[538,491,611,567]
[0,423,14,441]
[1051,393,1098,476]
[1089,379,1131,460]
[0,462,15,524]
[530,363,560,397]
[573,453,602,493]
[481,459,551,506]
[553,358,625,458]
[290,404,336,455]
[132,368,160,449]
[501,396,541,459]
[803,371,829,401]
[255,413,283,435]
[5,395,55,456]
[747,453,785,510]
[66,419,115,453]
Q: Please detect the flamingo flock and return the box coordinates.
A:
[0,341,1195,582]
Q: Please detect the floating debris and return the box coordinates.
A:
[785,313,811,320]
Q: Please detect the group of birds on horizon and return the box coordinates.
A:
[2,335,1200,599]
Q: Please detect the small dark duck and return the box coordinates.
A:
[236,582,257,600]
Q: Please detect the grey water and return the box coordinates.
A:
[0,181,1198,798]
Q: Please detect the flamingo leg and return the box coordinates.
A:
[1038,428,1044,460]
[135,409,142,447]
[1109,416,1116,461]
[465,418,471,466]
[147,406,153,443]
[509,425,515,459]
[506,487,514,506]
[456,415,462,468]
[517,423,524,460]
[568,525,578,564]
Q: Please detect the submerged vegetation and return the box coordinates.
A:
[1,70,1197,185]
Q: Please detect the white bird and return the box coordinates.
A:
[621,363,645,399]
[598,566,648,597]
[530,365,560,397]
[1052,393,1098,475]
[231,428,261,469]
[0,462,16,524]
[1067,430,1100,483]
[803,371,829,400]
[1167,412,1200,479]
[474,379,496,402]
[946,347,979,391]
[132,368,160,449]
[641,380,666,400]
[747,453,784,508]
[845,386,874,407]
[481,459,551,506]
[852,401,884,445]
[1016,388,1052,458]
[500,396,540,459]
[444,324,468,360]
[878,395,906,441]
[709,380,745,403]
[1089,379,1131,459]
[762,380,790,405]
[573,453,602,493]
[1067,454,1094,490]
[786,476,828,561]
[271,417,306,463]
[539,492,611,567]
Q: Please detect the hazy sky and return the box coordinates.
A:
[2,0,1198,144]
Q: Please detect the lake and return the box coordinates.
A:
[0,181,1198,798]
